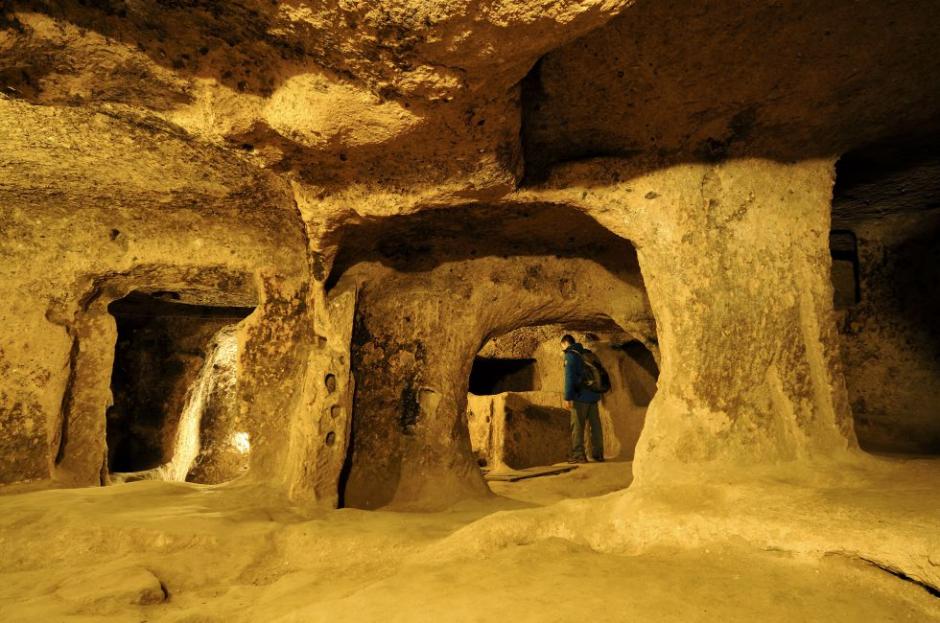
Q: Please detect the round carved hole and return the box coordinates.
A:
[330,405,342,419]
[325,431,336,446]
[324,373,337,394]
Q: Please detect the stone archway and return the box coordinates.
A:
[466,324,659,474]
[325,203,655,510]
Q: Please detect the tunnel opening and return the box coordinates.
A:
[832,135,940,455]
[330,202,659,509]
[106,292,255,482]
[466,324,659,500]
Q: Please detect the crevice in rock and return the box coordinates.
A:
[53,330,80,466]
[832,553,940,599]
[518,55,546,186]
[157,579,170,603]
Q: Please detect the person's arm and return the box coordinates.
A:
[563,351,578,403]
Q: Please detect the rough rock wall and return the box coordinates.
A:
[601,342,658,460]
[0,95,308,487]
[271,285,357,505]
[1,0,635,199]
[467,391,571,470]
[831,143,940,455]
[183,325,247,485]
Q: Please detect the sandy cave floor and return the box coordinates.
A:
[0,460,938,622]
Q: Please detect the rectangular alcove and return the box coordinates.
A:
[106,292,254,475]
[468,357,539,395]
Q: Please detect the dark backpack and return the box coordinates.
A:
[575,349,611,394]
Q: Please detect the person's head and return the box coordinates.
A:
[560,334,575,350]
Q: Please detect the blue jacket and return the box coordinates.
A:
[564,343,602,403]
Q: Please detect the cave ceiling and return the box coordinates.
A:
[3,0,939,207]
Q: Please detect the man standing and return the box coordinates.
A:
[561,334,604,463]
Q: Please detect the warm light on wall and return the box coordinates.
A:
[231,431,251,454]
[163,327,239,481]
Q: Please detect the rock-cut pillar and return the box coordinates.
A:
[626,159,856,483]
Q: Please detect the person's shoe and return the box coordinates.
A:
[567,457,588,464]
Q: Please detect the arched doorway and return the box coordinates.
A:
[467,324,659,504]
[325,202,660,510]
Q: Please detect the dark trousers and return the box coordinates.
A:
[570,401,604,461]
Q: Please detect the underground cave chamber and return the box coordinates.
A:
[106,291,256,484]
[5,2,940,618]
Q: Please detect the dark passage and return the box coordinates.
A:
[830,230,860,309]
[832,135,940,454]
[106,292,253,473]
[468,357,538,395]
